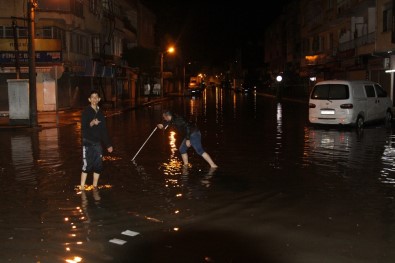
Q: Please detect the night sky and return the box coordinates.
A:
[140,0,289,69]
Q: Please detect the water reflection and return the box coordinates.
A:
[381,132,395,184]
[304,127,355,174]
[4,129,61,187]
[63,188,102,263]
[160,131,183,176]
[253,91,257,119]
[304,126,390,176]
[11,135,35,185]
[200,167,217,188]
[215,86,223,125]
[202,88,207,118]
[232,92,239,119]
[159,129,184,231]
[273,102,282,169]
[307,128,349,149]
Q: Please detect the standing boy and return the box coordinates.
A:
[80,90,113,190]
[157,110,218,168]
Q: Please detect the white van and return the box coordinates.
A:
[308,80,393,128]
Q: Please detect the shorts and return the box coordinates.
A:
[82,143,103,174]
[179,130,205,155]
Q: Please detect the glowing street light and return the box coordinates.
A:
[276,74,283,99]
[276,75,283,83]
[160,46,175,97]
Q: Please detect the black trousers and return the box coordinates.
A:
[82,142,103,174]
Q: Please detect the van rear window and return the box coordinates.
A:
[310,84,349,100]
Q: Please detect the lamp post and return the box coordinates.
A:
[11,19,20,79]
[160,52,164,97]
[160,46,174,97]
[183,61,191,94]
[276,74,283,99]
[182,64,185,94]
[28,0,38,127]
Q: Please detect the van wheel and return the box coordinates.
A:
[385,110,393,127]
[356,116,364,129]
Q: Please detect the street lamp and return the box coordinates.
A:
[276,74,283,99]
[28,0,38,127]
[160,46,175,97]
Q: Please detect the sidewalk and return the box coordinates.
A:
[0,96,171,130]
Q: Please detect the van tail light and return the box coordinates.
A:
[340,103,353,109]
[309,103,316,108]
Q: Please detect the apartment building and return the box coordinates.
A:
[0,0,156,112]
[265,0,395,102]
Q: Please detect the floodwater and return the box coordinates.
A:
[1,88,395,262]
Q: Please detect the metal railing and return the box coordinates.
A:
[338,32,375,52]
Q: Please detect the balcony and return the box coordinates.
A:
[338,32,375,52]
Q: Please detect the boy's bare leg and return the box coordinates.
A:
[93,172,100,188]
[181,153,189,167]
[202,152,218,168]
[80,172,88,190]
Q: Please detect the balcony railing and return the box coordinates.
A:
[338,32,375,51]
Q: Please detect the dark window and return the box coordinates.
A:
[18,27,27,38]
[383,8,392,32]
[70,0,83,18]
[79,35,88,55]
[42,27,52,38]
[374,84,387,97]
[312,36,319,52]
[311,84,349,100]
[365,85,375,97]
[70,33,78,53]
[92,36,100,54]
[89,0,99,15]
[5,27,13,38]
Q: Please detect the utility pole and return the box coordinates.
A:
[11,19,20,79]
[159,46,175,98]
[160,52,164,97]
[27,0,38,127]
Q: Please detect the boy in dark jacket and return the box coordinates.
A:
[80,90,113,190]
[157,110,217,168]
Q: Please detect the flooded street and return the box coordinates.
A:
[2,88,395,262]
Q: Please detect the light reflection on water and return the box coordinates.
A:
[273,102,282,169]
[303,127,391,172]
[303,128,352,173]
[160,131,183,176]
[381,133,395,184]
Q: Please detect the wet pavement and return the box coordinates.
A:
[1,88,395,262]
[0,96,171,130]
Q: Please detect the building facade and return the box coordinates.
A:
[265,0,395,102]
[0,0,156,112]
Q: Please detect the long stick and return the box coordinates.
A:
[131,127,158,161]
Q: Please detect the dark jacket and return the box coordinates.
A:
[81,106,112,148]
[163,114,198,140]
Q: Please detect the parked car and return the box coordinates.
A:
[308,80,393,128]
[184,83,205,96]
[184,87,202,96]
[234,83,255,93]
